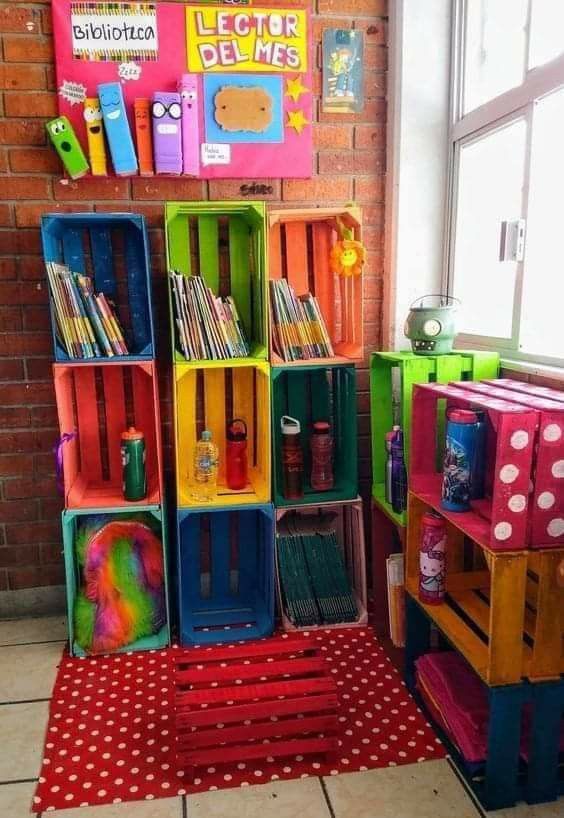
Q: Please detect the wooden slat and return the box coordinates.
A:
[447,570,490,592]
[167,213,191,275]
[528,549,564,680]
[488,551,528,685]
[176,692,339,729]
[198,215,219,293]
[284,222,309,295]
[131,363,158,488]
[102,366,126,485]
[176,638,316,667]
[229,216,251,337]
[89,225,114,297]
[450,590,491,635]
[269,221,283,279]
[176,368,197,488]
[177,656,325,686]
[179,736,336,767]
[178,714,337,752]
[177,676,335,708]
[73,367,102,484]
[203,368,226,484]
[311,222,334,337]
[232,366,255,467]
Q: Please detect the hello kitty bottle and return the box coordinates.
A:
[419,512,447,605]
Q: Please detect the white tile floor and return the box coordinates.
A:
[0,616,560,817]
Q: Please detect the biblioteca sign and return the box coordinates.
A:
[70,2,159,61]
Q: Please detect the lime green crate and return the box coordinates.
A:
[370,350,499,526]
[62,504,171,657]
[165,201,268,366]
[272,364,358,507]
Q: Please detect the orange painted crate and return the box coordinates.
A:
[53,361,163,508]
[268,206,363,365]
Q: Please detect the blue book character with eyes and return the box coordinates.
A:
[98,82,138,176]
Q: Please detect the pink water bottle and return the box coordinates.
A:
[419,512,447,605]
[310,421,334,491]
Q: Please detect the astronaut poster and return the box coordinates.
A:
[51,0,313,179]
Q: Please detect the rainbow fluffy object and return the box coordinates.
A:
[74,516,165,655]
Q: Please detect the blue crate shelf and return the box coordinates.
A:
[177,503,275,646]
[41,212,155,362]
[405,595,564,811]
[62,504,171,657]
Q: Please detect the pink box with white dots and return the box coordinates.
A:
[410,382,538,552]
[458,380,564,549]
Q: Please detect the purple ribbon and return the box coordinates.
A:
[53,431,77,496]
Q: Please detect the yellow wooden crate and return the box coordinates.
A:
[174,360,270,508]
[406,491,529,686]
[524,548,564,681]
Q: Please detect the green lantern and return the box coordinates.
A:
[404,295,460,355]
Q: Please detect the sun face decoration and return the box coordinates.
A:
[330,238,366,278]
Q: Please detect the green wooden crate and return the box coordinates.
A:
[370,350,499,526]
[272,364,358,507]
[165,201,268,366]
[61,504,171,657]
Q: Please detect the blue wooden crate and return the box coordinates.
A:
[41,213,155,362]
[405,596,564,811]
[177,504,275,646]
[62,504,171,657]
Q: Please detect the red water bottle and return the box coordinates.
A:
[281,415,303,500]
[310,421,334,491]
[226,418,248,490]
[419,512,447,605]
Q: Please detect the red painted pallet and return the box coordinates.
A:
[175,638,339,779]
[410,382,538,551]
[453,380,564,548]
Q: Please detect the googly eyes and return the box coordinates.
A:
[51,120,66,135]
[168,102,181,120]
[152,101,182,120]
[152,101,166,118]
[84,107,102,123]
[181,90,196,102]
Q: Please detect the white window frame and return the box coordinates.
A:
[444,0,564,369]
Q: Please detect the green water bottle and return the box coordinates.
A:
[121,427,146,501]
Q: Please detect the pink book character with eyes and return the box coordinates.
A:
[152,92,182,175]
[178,74,200,177]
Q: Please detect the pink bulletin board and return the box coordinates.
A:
[52,1,313,179]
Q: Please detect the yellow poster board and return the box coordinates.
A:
[186,6,308,73]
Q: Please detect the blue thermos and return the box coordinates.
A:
[441,409,479,512]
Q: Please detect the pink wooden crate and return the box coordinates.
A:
[454,380,564,548]
[411,382,538,552]
[483,378,564,404]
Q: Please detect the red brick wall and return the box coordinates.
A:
[0,0,387,593]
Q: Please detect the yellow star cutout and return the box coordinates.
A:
[286,108,309,135]
[286,75,309,103]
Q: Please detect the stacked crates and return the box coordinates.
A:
[268,207,367,630]
[42,213,170,656]
[165,202,275,645]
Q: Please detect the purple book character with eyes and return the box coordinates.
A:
[152,92,182,175]
[178,74,200,177]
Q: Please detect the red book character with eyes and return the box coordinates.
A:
[134,99,154,177]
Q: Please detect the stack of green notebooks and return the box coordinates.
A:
[277,528,358,627]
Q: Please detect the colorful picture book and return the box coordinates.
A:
[46,261,128,358]
[170,271,250,361]
[269,279,334,362]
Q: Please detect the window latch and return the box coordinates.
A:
[499,219,526,262]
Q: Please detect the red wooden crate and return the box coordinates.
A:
[268,206,363,365]
[410,382,538,551]
[452,380,564,548]
[53,361,163,508]
[483,378,564,404]
[175,637,339,779]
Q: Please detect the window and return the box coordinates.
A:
[447,0,564,366]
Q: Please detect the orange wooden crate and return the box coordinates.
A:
[53,361,163,508]
[268,206,363,365]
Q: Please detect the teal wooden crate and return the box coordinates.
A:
[370,350,499,525]
[272,364,358,507]
[61,505,171,657]
[165,201,268,365]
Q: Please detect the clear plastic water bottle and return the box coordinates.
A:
[192,429,218,503]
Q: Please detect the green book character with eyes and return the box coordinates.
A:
[46,116,89,180]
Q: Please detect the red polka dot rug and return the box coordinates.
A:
[32,626,444,812]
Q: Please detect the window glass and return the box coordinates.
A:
[529,0,564,69]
